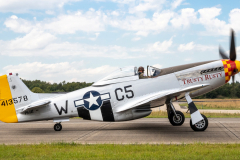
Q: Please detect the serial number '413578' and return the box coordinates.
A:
[1,95,28,106]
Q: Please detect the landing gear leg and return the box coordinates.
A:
[54,123,62,131]
[166,101,185,126]
[185,92,208,131]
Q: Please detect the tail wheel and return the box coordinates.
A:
[169,111,185,126]
[190,114,208,131]
[54,123,62,131]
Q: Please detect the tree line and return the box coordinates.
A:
[22,79,93,93]
[196,81,240,99]
[22,79,240,99]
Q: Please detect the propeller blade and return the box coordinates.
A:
[230,29,236,61]
[219,46,229,59]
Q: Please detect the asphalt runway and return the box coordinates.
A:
[0,118,240,144]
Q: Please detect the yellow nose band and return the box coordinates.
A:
[221,59,240,83]
[235,60,240,73]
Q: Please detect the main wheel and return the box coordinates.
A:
[190,114,208,131]
[169,111,185,126]
[54,123,62,131]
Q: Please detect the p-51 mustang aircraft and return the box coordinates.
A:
[0,30,238,132]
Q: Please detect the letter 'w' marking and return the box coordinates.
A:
[54,101,68,115]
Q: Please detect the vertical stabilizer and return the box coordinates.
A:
[7,73,38,110]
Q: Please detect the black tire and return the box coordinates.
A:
[190,114,208,131]
[169,111,185,126]
[54,123,62,131]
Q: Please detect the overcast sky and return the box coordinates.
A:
[0,0,240,83]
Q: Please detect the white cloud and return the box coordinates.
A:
[178,41,195,52]
[136,31,148,37]
[110,0,135,4]
[187,7,240,36]
[7,29,57,50]
[171,0,184,9]
[5,9,107,34]
[110,10,174,32]
[0,0,80,13]
[111,11,120,16]
[0,41,135,59]
[198,7,229,35]
[3,2,240,38]
[171,8,197,28]
[4,15,35,33]
[3,62,118,83]
[10,15,17,19]
[89,32,100,41]
[45,10,55,15]
[147,38,173,52]
[229,9,240,32]
[132,37,141,41]
[44,9,107,34]
[0,28,175,58]
[8,6,232,38]
[237,46,240,56]
[129,0,166,14]
[122,33,131,37]
[152,64,162,68]
[0,31,138,58]
[195,44,216,51]
[178,42,216,52]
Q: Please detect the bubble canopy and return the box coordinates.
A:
[93,66,138,86]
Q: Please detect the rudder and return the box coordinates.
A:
[0,74,18,123]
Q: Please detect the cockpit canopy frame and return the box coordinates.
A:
[93,66,139,86]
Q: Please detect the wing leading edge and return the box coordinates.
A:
[116,84,210,113]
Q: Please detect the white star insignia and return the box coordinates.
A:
[85,92,99,108]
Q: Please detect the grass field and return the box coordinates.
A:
[192,99,240,101]
[0,143,240,160]
[147,111,240,118]
[148,99,240,118]
[179,99,240,110]
[179,103,240,110]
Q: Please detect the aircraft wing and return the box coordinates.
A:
[116,84,209,113]
[17,100,51,113]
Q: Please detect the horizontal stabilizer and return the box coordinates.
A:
[17,100,51,113]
